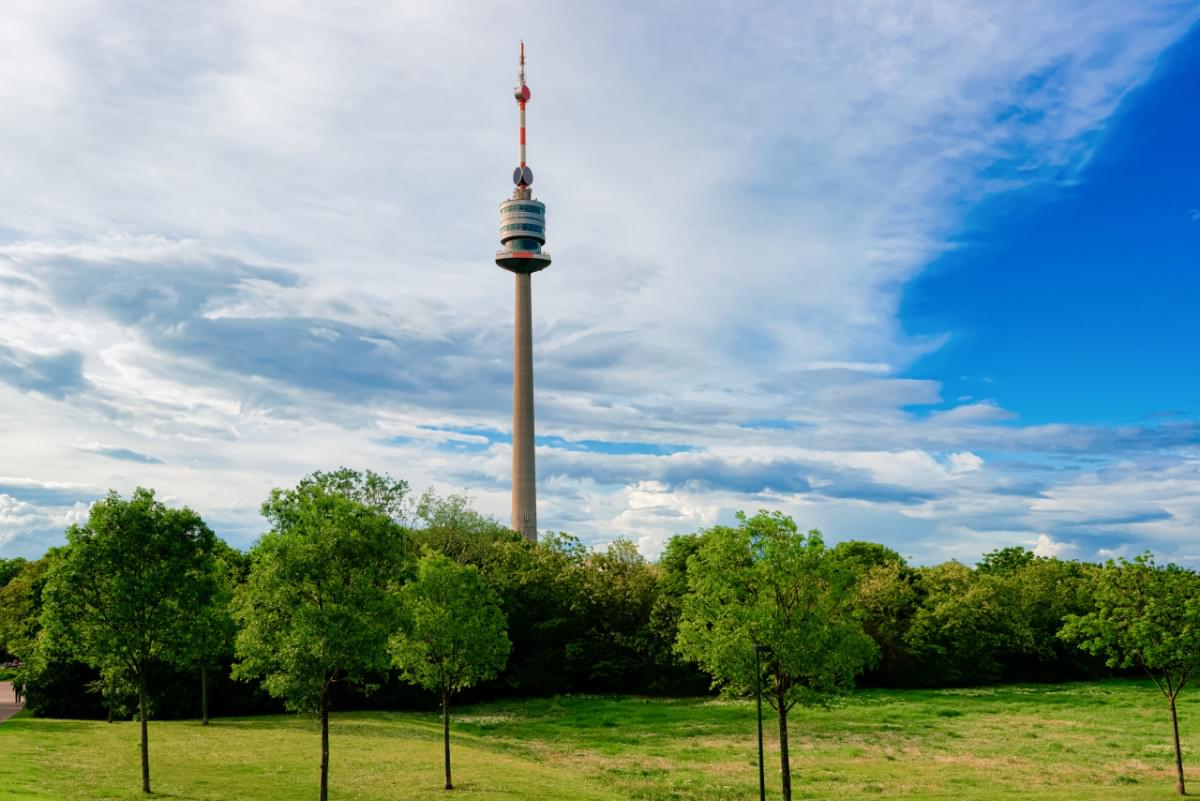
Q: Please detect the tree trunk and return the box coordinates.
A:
[777,699,791,801]
[138,673,151,794]
[443,688,453,790]
[320,688,330,801]
[1170,694,1186,796]
[201,665,209,726]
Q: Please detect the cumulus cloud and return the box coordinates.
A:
[1031,533,1077,559]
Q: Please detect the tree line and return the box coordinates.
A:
[0,468,1196,799]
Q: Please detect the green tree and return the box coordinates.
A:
[390,552,510,790]
[233,469,411,801]
[570,539,663,690]
[185,541,243,725]
[0,557,47,667]
[0,556,26,590]
[646,533,712,694]
[1005,556,1100,680]
[903,561,1030,685]
[40,489,218,794]
[852,560,922,684]
[977,545,1036,576]
[675,511,877,801]
[831,540,905,573]
[477,531,587,693]
[413,490,512,565]
[1060,554,1200,795]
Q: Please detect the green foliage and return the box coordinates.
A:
[0,556,27,589]
[570,539,664,689]
[390,551,510,697]
[1060,554,1200,681]
[192,543,241,667]
[232,468,412,713]
[412,490,516,565]
[41,490,218,678]
[474,532,587,693]
[852,559,922,682]
[0,556,49,666]
[233,468,413,801]
[390,551,509,790]
[903,562,1031,685]
[831,540,906,572]
[1060,554,1200,795]
[977,546,1036,576]
[38,488,218,792]
[676,511,878,710]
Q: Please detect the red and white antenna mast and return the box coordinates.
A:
[517,41,528,169]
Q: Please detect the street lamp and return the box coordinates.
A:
[755,644,770,801]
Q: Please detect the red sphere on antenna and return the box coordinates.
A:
[517,85,531,102]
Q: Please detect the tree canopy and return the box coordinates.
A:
[1060,554,1200,795]
[40,488,218,794]
[232,468,412,801]
[390,551,510,789]
[675,511,877,801]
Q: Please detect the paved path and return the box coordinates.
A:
[0,681,23,722]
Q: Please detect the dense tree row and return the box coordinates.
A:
[0,470,1197,799]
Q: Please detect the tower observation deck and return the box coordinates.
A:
[496,42,549,541]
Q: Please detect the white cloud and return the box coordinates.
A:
[947,452,985,475]
[0,2,1197,561]
[1031,533,1076,558]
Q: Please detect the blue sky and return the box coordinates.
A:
[902,29,1200,426]
[0,2,1198,565]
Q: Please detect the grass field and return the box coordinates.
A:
[0,680,1195,800]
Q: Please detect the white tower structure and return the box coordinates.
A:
[496,42,549,542]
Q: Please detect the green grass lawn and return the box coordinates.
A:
[0,680,1194,800]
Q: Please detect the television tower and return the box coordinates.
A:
[496,41,550,542]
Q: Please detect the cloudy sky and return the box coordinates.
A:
[1,1,1198,564]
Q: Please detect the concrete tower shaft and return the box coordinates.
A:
[496,42,549,542]
[511,272,536,539]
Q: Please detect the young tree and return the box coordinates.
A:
[390,552,510,790]
[675,511,877,801]
[183,542,242,725]
[233,469,411,801]
[1060,554,1200,795]
[40,489,218,794]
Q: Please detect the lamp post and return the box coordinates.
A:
[755,644,769,801]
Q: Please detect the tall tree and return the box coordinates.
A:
[675,511,877,801]
[1060,554,1200,795]
[390,552,510,790]
[233,468,411,801]
[40,489,218,794]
